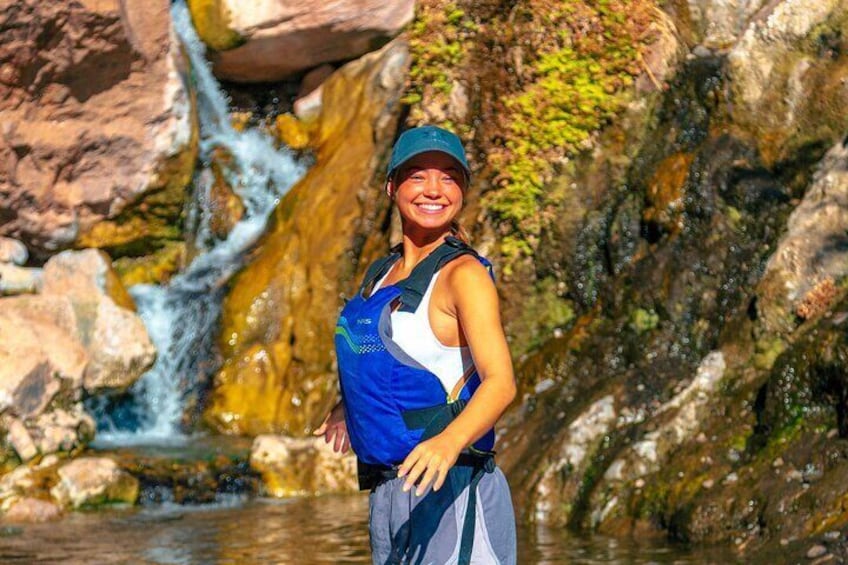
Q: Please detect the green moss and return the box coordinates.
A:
[509,276,576,355]
[629,308,660,333]
[753,336,787,371]
[484,0,656,263]
[403,3,475,106]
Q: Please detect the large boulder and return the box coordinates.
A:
[204,40,409,436]
[41,249,155,392]
[189,0,414,82]
[0,0,197,256]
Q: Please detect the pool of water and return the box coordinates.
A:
[0,493,737,564]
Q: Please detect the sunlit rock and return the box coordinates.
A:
[250,435,357,497]
[41,250,155,392]
[31,407,95,456]
[0,305,87,417]
[2,417,38,463]
[205,40,409,436]
[3,497,62,523]
[0,0,197,257]
[757,141,848,334]
[189,0,414,82]
[727,0,848,165]
[50,457,139,509]
[668,0,768,49]
[0,264,42,296]
[0,238,28,266]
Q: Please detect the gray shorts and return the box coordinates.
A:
[368,465,517,564]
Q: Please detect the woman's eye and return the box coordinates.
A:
[442,176,456,183]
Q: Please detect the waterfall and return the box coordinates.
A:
[89,1,306,445]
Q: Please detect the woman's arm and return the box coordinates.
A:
[398,258,516,495]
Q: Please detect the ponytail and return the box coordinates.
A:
[450,219,470,243]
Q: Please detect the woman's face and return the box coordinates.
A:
[388,151,465,237]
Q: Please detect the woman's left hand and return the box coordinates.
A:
[397,433,463,496]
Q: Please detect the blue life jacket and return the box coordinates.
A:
[335,237,496,467]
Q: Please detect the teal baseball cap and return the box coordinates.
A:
[386,125,471,181]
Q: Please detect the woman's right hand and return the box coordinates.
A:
[313,401,350,454]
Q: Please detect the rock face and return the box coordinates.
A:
[0,0,197,257]
[250,435,357,496]
[491,0,848,558]
[189,0,414,82]
[204,40,409,436]
[50,457,139,509]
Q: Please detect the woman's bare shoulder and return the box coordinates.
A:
[442,254,495,292]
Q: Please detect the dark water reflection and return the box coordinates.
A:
[0,494,736,564]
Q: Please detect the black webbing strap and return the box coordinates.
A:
[357,249,401,297]
[396,236,477,313]
[401,398,495,564]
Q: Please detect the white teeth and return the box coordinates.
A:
[419,204,445,210]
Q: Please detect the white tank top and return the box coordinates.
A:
[373,269,474,396]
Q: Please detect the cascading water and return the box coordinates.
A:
[89,1,306,444]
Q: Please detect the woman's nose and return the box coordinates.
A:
[423,172,441,195]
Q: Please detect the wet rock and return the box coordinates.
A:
[192,0,413,82]
[250,435,357,497]
[41,249,155,392]
[0,0,196,256]
[51,457,139,509]
[206,40,409,435]
[3,497,61,523]
[605,352,726,482]
[533,395,618,524]
[0,238,28,266]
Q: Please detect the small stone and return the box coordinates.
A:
[702,479,714,489]
[723,472,738,484]
[696,432,707,443]
[692,45,712,58]
[806,544,827,559]
[634,478,645,488]
[773,457,784,468]
[826,428,838,439]
[780,538,790,546]
[822,531,841,541]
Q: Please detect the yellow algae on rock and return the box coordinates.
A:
[203,40,409,436]
[187,0,244,52]
[274,113,314,151]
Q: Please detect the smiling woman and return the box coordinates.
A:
[315,126,518,564]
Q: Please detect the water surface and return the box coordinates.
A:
[0,494,738,564]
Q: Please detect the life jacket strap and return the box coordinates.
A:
[396,236,478,313]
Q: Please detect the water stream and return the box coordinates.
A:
[88,1,306,444]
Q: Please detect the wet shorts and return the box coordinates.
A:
[368,464,517,564]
